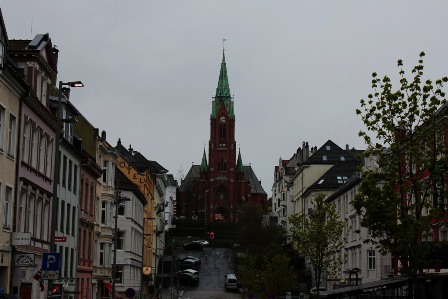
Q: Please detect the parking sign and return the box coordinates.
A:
[42,253,60,280]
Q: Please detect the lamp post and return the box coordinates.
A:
[49,81,83,296]
[204,190,209,228]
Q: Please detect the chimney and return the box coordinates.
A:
[53,46,59,82]
[128,144,133,154]
[346,144,349,150]
[305,142,310,159]
[101,130,107,141]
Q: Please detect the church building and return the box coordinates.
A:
[178,51,267,223]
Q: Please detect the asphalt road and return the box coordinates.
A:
[161,246,242,299]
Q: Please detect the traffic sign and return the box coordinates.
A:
[42,253,60,280]
[55,236,67,242]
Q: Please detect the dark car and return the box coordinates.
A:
[178,258,201,270]
[175,269,200,285]
[183,241,203,250]
[179,255,201,264]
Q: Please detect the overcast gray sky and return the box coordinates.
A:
[2,1,448,194]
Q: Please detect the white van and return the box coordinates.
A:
[224,273,238,290]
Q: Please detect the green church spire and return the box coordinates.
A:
[236,148,244,172]
[211,49,235,119]
[200,148,208,172]
[215,50,231,99]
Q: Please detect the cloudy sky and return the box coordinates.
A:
[2,1,448,194]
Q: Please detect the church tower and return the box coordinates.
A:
[179,50,267,223]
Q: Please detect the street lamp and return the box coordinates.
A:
[49,80,83,296]
[204,190,209,228]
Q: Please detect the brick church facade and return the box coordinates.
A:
[178,51,267,223]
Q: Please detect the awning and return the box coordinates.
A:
[319,278,408,298]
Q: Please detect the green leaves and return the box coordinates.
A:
[355,52,448,278]
[289,194,345,291]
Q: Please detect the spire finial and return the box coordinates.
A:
[222,38,226,53]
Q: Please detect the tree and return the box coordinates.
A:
[289,194,345,298]
[354,52,448,298]
[238,203,285,256]
[262,254,297,298]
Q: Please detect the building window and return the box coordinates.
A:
[101,201,106,224]
[117,203,125,216]
[23,119,31,163]
[43,201,49,240]
[115,266,123,284]
[68,160,72,191]
[7,115,16,157]
[99,243,104,266]
[368,250,376,270]
[102,161,107,183]
[31,127,39,169]
[337,176,348,184]
[28,195,35,235]
[36,199,42,238]
[72,206,76,236]
[62,155,67,187]
[219,122,226,140]
[60,201,65,232]
[66,203,71,233]
[39,134,46,173]
[18,190,25,232]
[46,138,53,177]
[73,165,78,194]
[0,105,4,150]
[4,186,12,229]
[64,247,69,278]
[117,231,124,250]
[70,248,75,278]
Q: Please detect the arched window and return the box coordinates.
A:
[219,119,226,140]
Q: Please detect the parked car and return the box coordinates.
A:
[179,255,201,264]
[214,213,224,221]
[176,269,200,285]
[224,273,239,290]
[183,241,203,250]
[178,258,201,270]
[195,239,209,246]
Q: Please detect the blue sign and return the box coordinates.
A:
[42,253,60,280]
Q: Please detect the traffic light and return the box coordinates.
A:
[52,284,63,296]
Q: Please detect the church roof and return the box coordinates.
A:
[243,166,267,195]
[179,165,200,192]
[179,164,266,195]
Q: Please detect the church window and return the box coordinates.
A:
[219,122,226,140]
[218,158,227,171]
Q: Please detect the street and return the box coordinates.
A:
[161,246,242,299]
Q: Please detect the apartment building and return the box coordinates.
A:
[8,33,59,299]
[74,115,102,299]
[94,131,117,299]
[113,170,146,298]
[0,10,28,293]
